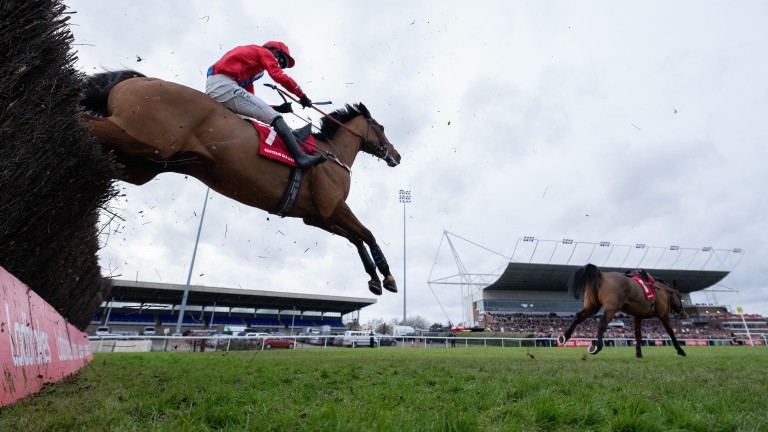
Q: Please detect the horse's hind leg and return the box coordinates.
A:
[354,240,383,295]
[370,245,396,293]
[83,116,158,158]
[633,316,644,358]
[660,314,686,357]
[559,304,599,345]
[82,116,162,185]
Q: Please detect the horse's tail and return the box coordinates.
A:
[80,70,146,116]
[568,263,601,300]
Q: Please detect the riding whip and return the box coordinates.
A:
[263,84,364,140]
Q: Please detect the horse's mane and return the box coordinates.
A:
[312,103,371,140]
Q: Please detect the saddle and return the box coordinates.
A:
[624,268,654,284]
[624,269,655,301]
[292,123,312,142]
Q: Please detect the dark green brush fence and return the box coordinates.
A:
[0,0,118,329]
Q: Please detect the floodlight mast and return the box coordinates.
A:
[175,188,210,335]
[399,190,411,324]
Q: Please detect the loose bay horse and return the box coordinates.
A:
[558,263,687,358]
[80,70,401,296]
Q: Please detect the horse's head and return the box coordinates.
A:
[315,103,401,167]
[658,279,687,318]
[361,116,401,167]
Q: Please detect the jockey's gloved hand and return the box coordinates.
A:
[271,102,293,114]
[299,95,312,108]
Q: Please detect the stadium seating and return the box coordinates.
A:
[209,316,244,325]
[316,319,345,328]
[159,313,203,325]
[286,319,315,328]
[105,312,155,325]
[246,317,282,327]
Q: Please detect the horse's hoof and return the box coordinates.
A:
[557,335,567,345]
[678,350,687,357]
[588,345,600,355]
[383,275,397,293]
[636,353,643,359]
[368,281,382,296]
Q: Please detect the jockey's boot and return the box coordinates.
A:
[272,117,325,168]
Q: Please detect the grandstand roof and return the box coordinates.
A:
[109,280,376,314]
[483,263,729,294]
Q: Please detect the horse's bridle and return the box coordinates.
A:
[671,288,687,318]
[263,84,398,167]
[656,281,686,318]
[361,118,397,166]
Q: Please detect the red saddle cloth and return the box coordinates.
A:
[630,276,655,302]
[251,121,317,167]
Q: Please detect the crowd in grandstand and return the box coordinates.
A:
[488,312,739,340]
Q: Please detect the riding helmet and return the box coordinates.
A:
[263,41,295,68]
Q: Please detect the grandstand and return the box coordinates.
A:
[428,232,748,328]
[87,279,370,335]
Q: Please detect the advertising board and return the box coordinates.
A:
[1,266,92,406]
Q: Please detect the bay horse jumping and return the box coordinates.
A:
[558,263,687,358]
[80,70,401,296]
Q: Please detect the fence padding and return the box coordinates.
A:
[0,266,92,407]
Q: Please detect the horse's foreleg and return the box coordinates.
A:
[660,315,686,357]
[591,309,617,355]
[633,316,644,358]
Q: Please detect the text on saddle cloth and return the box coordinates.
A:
[624,268,655,302]
[251,121,318,167]
[629,275,655,302]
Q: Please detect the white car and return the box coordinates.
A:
[245,332,271,338]
[95,326,110,336]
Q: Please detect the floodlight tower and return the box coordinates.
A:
[176,188,210,335]
[399,189,411,324]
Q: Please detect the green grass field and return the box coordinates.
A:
[0,346,766,431]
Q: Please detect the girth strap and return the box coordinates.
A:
[276,168,303,217]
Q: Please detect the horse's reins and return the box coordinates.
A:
[264,84,393,169]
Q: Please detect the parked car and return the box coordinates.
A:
[420,332,446,343]
[375,334,397,347]
[261,337,296,349]
[142,326,156,336]
[95,326,110,336]
[244,332,271,339]
[341,330,379,347]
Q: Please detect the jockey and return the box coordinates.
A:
[205,41,325,167]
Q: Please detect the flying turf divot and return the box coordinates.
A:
[0,266,93,407]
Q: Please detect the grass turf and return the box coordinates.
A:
[0,346,766,431]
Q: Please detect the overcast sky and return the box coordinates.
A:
[65,1,768,326]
